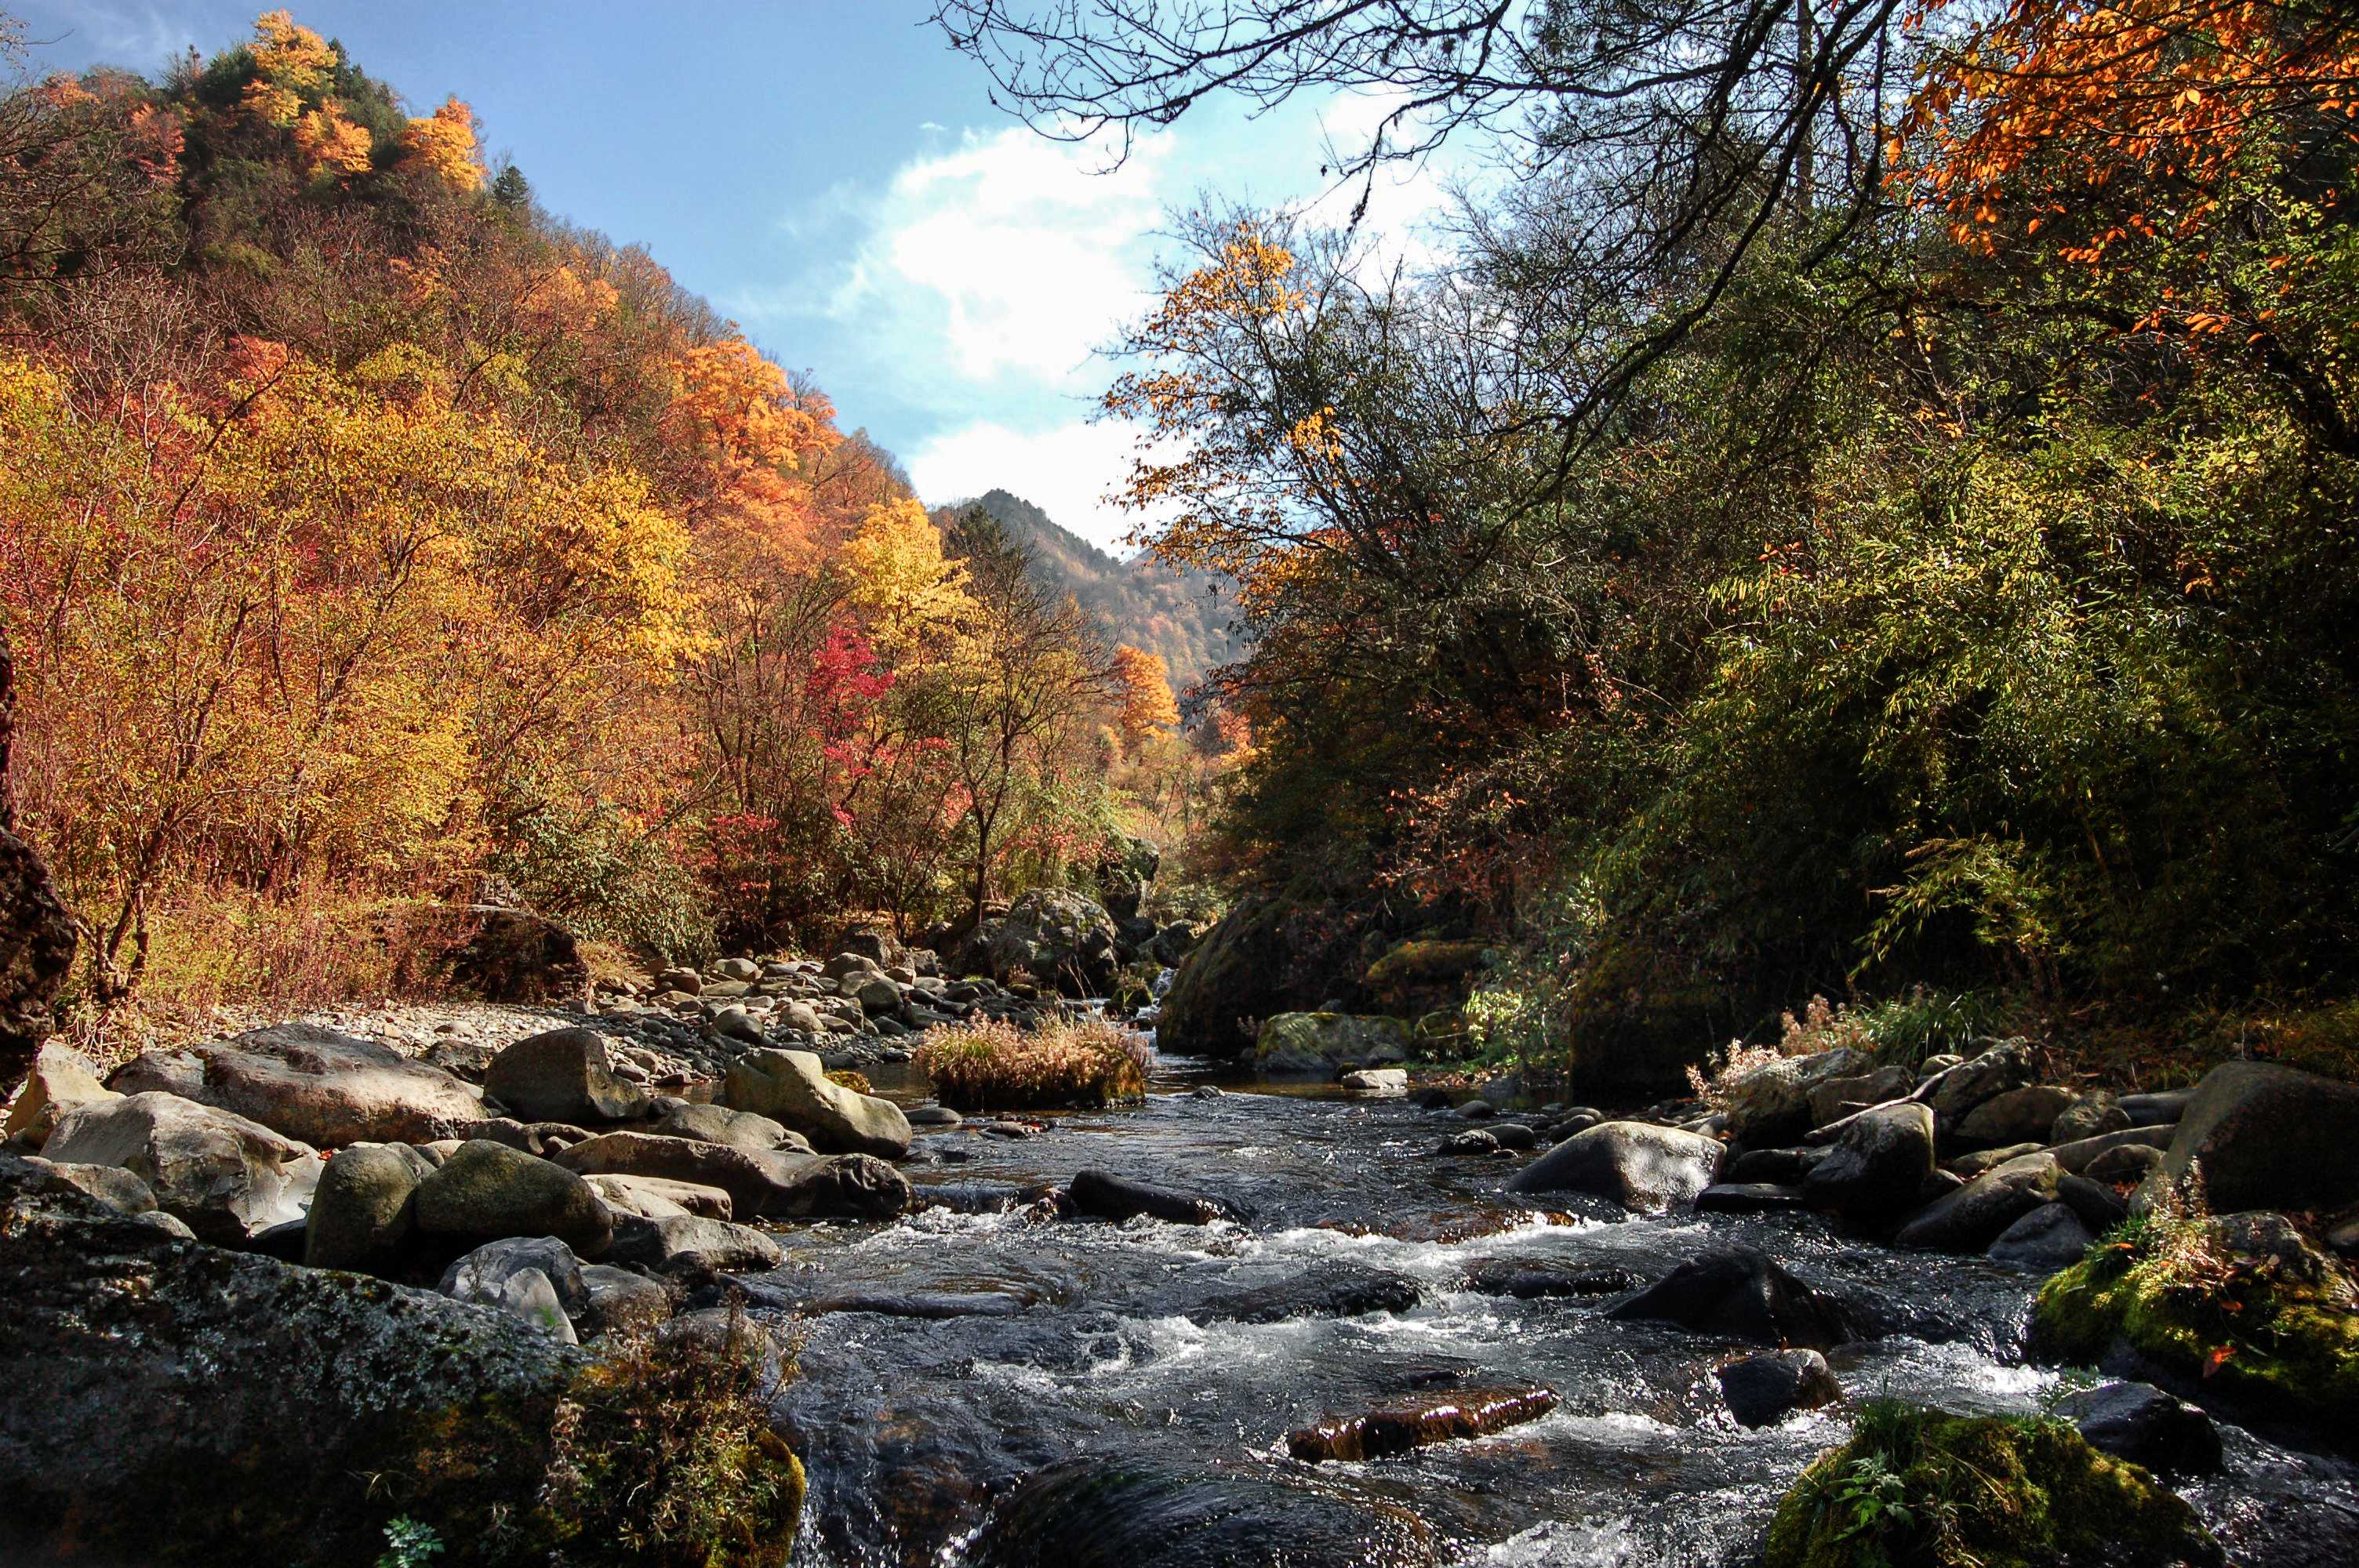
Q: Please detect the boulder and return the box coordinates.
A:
[1177,1261,1422,1325]
[2054,1381,2223,1477]
[577,1262,674,1338]
[2050,1091,2130,1144]
[3,1041,117,1149]
[2055,1171,2128,1235]
[606,1214,783,1275]
[2146,1061,2359,1215]
[1803,1102,1936,1227]
[553,1131,910,1221]
[1807,1064,1914,1128]
[646,1098,806,1155]
[1359,938,1490,1015]
[2085,1142,2167,1185]
[711,956,761,982]
[1154,891,1314,1058]
[1954,1083,2080,1149]
[1895,1152,2061,1253]
[108,1022,483,1148]
[394,902,587,1004]
[43,1091,317,1243]
[1986,1202,2095,1272]
[723,1047,911,1158]
[1068,1167,1244,1225]
[2118,1087,2197,1127]
[1717,1348,1841,1428]
[438,1235,586,1341]
[1459,1258,1641,1299]
[1096,832,1161,921]
[1504,1120,1725,1212]
[453,1116,594,1156]
[1605,1247,1855,1348]
[482,1026,649,1126]
[2047,1124,2174,1174]
[304,1140,433,1271]
[413,1138,614,1255]
[1342,1066,1410,1094]
[967,887,1121,996]
[1925,1040,2036,1124]
[1721,1047,1874,1148]
[1250,1012,1411,1076]
[582,1171,735,1221]
[24,1156,156,1214]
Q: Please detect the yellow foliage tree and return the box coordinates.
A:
[401,96,482,191]
[839,498,972,653]
[1109,644,1180,754]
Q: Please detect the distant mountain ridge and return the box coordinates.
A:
[934,489,1244,686]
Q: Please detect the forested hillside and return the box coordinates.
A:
[934,488,1242,685]
[0,10,1227,1009]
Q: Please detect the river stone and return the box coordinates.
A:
[454,1116,597,1156]
[2047,1124,2174,1174]
[304,1140,433,1271]
[1068,1167,1243,1225]
[413,1138,614,1255]
[1439,1128,1501,1156]
[647,1098,808,1155]
[1605,1247,1856,1348]
[438,1235,586,1341]
[1287,1386,1559,1462]
[1925,1041,2036,1125]
[2118,1087,2196,1127]
[2085,1142,2167,1185]
[1803,1102,1936,1227]
[578,1261,674,1338]
[963,1458,1438,1568]
[44,1090,317,1243]
[108,1023,484,1149]
[1895,1152,2061,1253]
[1955,1084,2080,1149]
[3,1041,116,1149]
[1343,1066,1409,1094]
[24,1156,157,1214]
[482,1026,649,1126]
[724,1047,911,1158]
[1807,1064,1914,1128]
[1179,1261,1422,1324]
[554,1130,909,1220]
[605,1214,783,1275]
[1950,1142,2043,1178]
[1717,1348,1841,1428]
[1986,1201,2094,1272]
[2055,1381,2223,1476]
[1695,1182,1806,1214]
[2051,1091,2130,1144]
[1721,1047,1874,1147]
[2145,1061,2359,1215]
[1504,1120,1725,1212]
[2056,1171,2128,1235]
[1725,1146,1824,1185]
[583,1171,735,1221]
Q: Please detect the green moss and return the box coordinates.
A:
[1362,939,1490,1009]
[2033,1252,2359,1434]
[1764,1403,2216,1568]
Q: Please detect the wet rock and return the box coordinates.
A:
[1955,1084,2080,1149]
[1342,1066,1409,1094]
[1724,1146,1823,1185]
[304,1140,432,1270]
[1696,1181,1807,1214]
[1717,1348,1840,1428]
[1803,1102,1936,1228]
[2146,1061,2359,1215]
[1923,1040,2036,1127]
[1604,1247,1855,1348]
[413,1138,614,1255]
[1722,1047,1874,1148]
[1504,1120,1725,1213]
[1489,1122,1539,1150]
[1457,1098,1496,1120]
[724,1047,912,1158]
[554,1130,909,1221]
[24,1156,155,1214]
[1287,1386,1558,1461]
[1180,1261,1422,1324]
[800,1288,1029,1319]
[1438,1128,1501,1156]
[1986,1202,2095,1272]
[1895,1152,2061,1253]
[577,1261,673,1337]
[482,1025,649,1126]
[907,1103,964,1127]
[44,1091,317,1243]
[3,1042,115,1149]
[1461,1258,1642,1299]
[1068,1167,1243,1225]
[2056,1171,2128,1234]
[646,1098,808,1154]
[605,1214,783,1275]
[2048,1124,2174,1174]
[110,1023,484,1148]
[582,1171,734,1221]
[2054,1381,2223,1477]
[438,1235,584,1341]
[1950,1141,2043,1178]
[965,1458,1437,1568]
[1252,1012,1410,1076]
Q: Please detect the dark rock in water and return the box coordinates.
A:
[1490,1122,1539,1150]
[2054,1381,2223,1477]
[1068,1167,1243,1225]
[1717,1348,1840,1428]
[1287,1386,1559,1461]
[1802,1102,1936,1228]
[1895,1152,2061,1253]
[1605,1247,1856,1348]
[2056,1171,2128,1234]
[804,1289,1030,1319]
[1438,1128,1501,1156]
[1986,1202,2094,1272]
[1696,1182,1806,1214]
[1460,1258,1642,1299]
[964,1458,1438,1568]
[1180,1261,1422,1324]
[1724,1146,1823,1185]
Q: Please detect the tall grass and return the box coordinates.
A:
[916,1014,1150,1111]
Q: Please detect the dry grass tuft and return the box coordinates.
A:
[916,1014,1150,1111]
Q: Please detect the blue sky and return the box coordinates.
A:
[16,2,1453,552]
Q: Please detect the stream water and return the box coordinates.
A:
[752,1052,2357,1567]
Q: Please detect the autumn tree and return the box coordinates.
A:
[1110,644,1180,754]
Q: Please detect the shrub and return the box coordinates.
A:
[825,1068,873,1094]
[916,1014,1150,1111]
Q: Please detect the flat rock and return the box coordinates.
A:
[1896,1152,2060,1253]
[553,1130,910,1221]
[109,1023,482,1147]
[605,1214,783,1275]
[44,1091,317,1243]
[582,1171,734,1221]
[1287,1386,1558,1461]
[1696,1182,1806,1214]
[646,1098,808,1155]
[1178,1261,1422,1325]
[1460,1259,1642,1299]
[1068,1167,1243,1225]
[2055,1381,2222,1476]
[438,1235,585,1342]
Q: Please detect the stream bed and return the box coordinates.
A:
[750,1054,2357,1566]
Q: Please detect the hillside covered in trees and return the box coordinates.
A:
[934,488,1243,685]
[0,10,1234,1010]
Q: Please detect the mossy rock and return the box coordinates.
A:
[2033,1249,2359,1438]
[1361,938,1489,1012]
[1764,1403,2218,1568]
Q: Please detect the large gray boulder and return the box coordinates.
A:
[1954,1083,2079,1149]
[413,1138,614,1255]
[3,1040,117,1149]
[1803,1102,1936,1226]
[482,1025,649,1126]
[1895,1151,2061,1252]
[108,1022,483,1147]
[438,1235,587,1342]
[1721,1047,1873,1148]
[1925,1040,2036,1126]
[304,1140,434,1271]
[970,887,1121,995]
[647,1097,807,1154]
[2145,1062,2359,1215]
[724,1047,911,1158]
[43,1091,317,1243]
[1250,1012,1410,1076]
[1504,1121,1724,1212]
[553,1130,911,1221]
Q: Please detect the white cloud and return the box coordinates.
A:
[907,417,1176,557]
